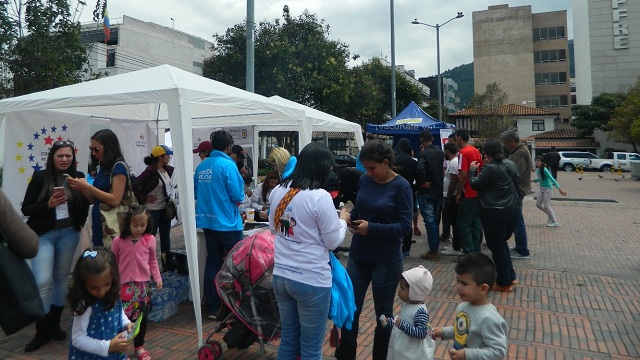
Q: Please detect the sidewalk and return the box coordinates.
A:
[1,171,639,359]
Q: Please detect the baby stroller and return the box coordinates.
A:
[197,229,280,360]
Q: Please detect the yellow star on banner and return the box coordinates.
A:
[15,154,23,162]
[16,141,24,148]
[19,167,26,174]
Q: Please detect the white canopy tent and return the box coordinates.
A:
[0,64,362,346]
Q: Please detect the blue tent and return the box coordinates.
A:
[365,101,454,152]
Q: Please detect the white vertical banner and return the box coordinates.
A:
[111,119,158,176]
[2,110,91,211]
[440,129,453,149]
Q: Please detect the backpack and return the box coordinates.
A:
[129,173,145,204]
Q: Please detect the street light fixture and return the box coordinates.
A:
[412,12,464,122]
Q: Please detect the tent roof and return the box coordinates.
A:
[365,101,454,135]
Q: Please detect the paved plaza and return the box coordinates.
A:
[1,171,639,359]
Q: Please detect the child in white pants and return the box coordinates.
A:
[532,156,567,227]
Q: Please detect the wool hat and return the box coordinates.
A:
[151,145,173,157]
[231,145,246,159]
[193,141,213,153]
[402,265,433,301]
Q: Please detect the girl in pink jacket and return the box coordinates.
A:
[112,205,163,360]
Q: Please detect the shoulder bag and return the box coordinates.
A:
[157,170,177,220]
[99,161,138,248]
[0,230,45,335]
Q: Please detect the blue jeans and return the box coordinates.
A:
[513,203,530,256]
[335,258,403,360]
[417,193,443,252]
[273,275,331,360]
[30,226,80,309]
[149,208,171,254]
[203,229,243,315]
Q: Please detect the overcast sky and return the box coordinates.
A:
[78,0,573,79]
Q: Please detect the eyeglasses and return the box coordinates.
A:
[89,146,103,153]
[54,140,75,147]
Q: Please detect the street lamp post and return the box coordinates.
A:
[412,12,463,122]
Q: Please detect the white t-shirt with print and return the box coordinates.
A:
[443,157,459,197]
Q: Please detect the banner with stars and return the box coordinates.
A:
[2,110,91,212]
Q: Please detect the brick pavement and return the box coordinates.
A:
[1,170,639,359]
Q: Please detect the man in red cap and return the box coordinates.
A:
[193,141,213,161]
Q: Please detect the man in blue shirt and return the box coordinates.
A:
[194,130,245,319]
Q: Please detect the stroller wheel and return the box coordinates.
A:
[197,345,216,360]
[208,340,223,357]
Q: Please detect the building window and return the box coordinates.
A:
[536,95,569,108]
[533,49,566,63]
[532,120,545,131]
[535,72,568,85]
[533,26,565,41]
[328,139,347,152]
[106,49,115,67]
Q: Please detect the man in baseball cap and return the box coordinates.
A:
[193,141,213,160]
[230,145,246,160]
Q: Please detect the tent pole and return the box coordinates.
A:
[156,104,161,145]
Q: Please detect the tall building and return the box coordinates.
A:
[418,76,460,113]
[573,0,640,104]
[473,5,571,127]
[80,16,213,78]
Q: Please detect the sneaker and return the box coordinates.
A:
[403,251,410,258]
[441,247,461,256]
[511,252,531,259]
[492,284,514,292]
[547,222,559,227]
[512,280,519,286]
[420,251,440,260]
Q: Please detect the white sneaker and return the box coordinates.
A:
[441,247,462,256]
[547,222,559,227]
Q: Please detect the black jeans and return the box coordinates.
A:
[479,208,517,287]
[444,198,460,251]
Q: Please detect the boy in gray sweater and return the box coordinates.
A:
[432,253,508,359]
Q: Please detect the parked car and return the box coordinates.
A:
[589,152,640,172]
[334,154,357,167]
[558,151,599,172]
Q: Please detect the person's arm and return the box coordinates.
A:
[317,192,347,250]
[395,307,430,339]
[446,161,459,198]
[1,188,38,258]
[250,183,264,210]
[226,163,246,204]
[468,162,491,191]
[415,153,429,186]
[68,163,127,207]
[20,172,51,217]
[71,307,111,357]
[147,234,163,288]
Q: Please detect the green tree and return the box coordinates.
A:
[468,82,511,138]
[610,80,640,152]
[346,58,423,126]
[1,0,87,97]
[571,92,626,137]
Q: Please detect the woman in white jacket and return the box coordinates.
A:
[250,171,279,222]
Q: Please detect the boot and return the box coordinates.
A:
[25,316,51,352]
[49,305,67,341]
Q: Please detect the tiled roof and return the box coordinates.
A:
[449,104,559,117]
[532,128,583,139]
[536,141,600,148]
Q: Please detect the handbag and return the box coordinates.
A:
[158,171,177,220]
[0,230,45,335]
[99,161,138,248]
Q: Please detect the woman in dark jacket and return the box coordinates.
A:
[137,145,175,269]
[21,140,90,352]
[469,139,519,292]
[393,138,418,257]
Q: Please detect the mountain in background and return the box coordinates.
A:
[442,63,474,109]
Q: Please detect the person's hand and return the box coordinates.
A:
[48,190,67,208]
[559,189,567,196]
[339,208,351,224]
[246,189,253,197]
[470,161,479,170]
[394,316,401,327]
[124,323,134,333]
[109,332,130,353]
[448,347,466,360]
[349,220,368,236]
[431,327,443,339]
[156,281,163,290]
[67,177,89,191]
[455,193,462,204]
[259,211,268,220]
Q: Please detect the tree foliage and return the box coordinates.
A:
[468,82,511,138]
[442,62,473,108]
[0,0,87,97]
[203,7,424,127]
[571,92,626,137]
[610,80,640,152]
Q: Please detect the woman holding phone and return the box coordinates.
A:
[21,140,90,353]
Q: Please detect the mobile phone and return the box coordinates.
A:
[53,186,64,197]
[62,173,71,177]
[350,220,359,227]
